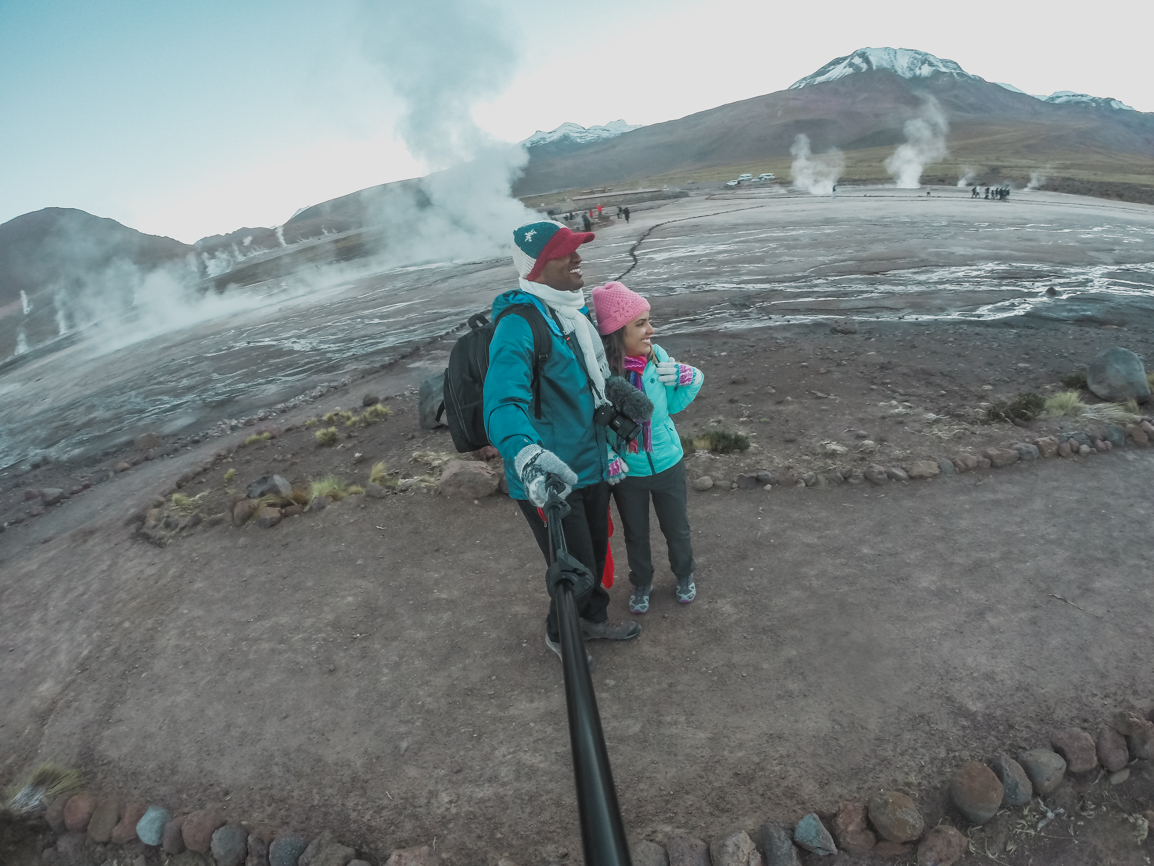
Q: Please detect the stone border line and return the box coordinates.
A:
[16,703,1154,866]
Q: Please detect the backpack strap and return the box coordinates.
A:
[494,304,553,420]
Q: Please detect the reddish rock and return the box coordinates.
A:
[708,830,760,866]
[111,802,147,844]
[955,453,979,471]
[439,460,500,499]
[1034,437,1059,457]
[87,797,119,842]
[1058,440,1073,457]
[1097,725,1130,772]
[163,815,186,855]
[1142,420,1154,436]
[833,800,876,853]
[182,810,224,853]
[916,825,967,866]
[984,448,1019,467]
[256,506,282,529]
[868,791,924,842]
[117,462,132,472]
[949,762,1002,824]
[665,834,710,866]
[1128,425,1149,446]
[23,488,41,501]
[976,456,992,468]
[135,432,163,450]
[232,499,259,525]
[282,504,303,518]
[1051,728,1098,773]
[55,785,92,834]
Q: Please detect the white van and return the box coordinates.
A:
[758,173,775,181]
[738,173,753,181]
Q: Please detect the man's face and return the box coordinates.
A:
[536,250,584,292]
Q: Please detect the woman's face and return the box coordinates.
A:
[622,311,655,357]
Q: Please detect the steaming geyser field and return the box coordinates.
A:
[3,188,1154,865]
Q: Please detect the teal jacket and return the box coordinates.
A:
[484,290,609,500]
[615,343,703,477]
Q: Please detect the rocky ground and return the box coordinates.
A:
[4,311,1154,865]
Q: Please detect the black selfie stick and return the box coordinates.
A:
[542,477,632,866]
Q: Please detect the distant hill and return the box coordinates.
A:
[513,47,1154,199]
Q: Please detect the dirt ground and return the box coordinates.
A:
[3,190,1154,865]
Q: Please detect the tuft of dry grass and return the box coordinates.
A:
[315,427,339,446]
[244,432,271,447]
[5,763,83,815]
[1043,391,1086,418]
[346,485,366,496]
[308,476,347,502]
[223,468,236,483]
[360,403,392,424]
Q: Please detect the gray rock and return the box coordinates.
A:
[984,448,1019,468]
[1062,431,1091,448]
[300,830,354,866]
[1087,347,1150,403]
[735,474,760,490]
[364,482,389,498]
[868,791,924,842]
[41,487,65,505]
[135,806,170,847]
[362,393,380,407]
[886,467,910,482]
[54,834,95,866]
[1017,749,1066,794]
[246,475,292,500]
[269,835,306,866]
[665,834,709,866]
[793,813,836,855]
[630,839,668,866]
[418,375,444,429]
[162,815,186,854]
[916,825,967,866]
[759,822,801,866]
[135,432,163,450]
[937,459,956,475]
[1013,443,1040,461]
[863,465,889,485]
[211,824,249,866]
[906,460,940,479]
[692,476,714,491]
[709,829,760,866]
[990,753,1033,806]
[801,472,819,487]
[1105,425,1127,447]
[247,834,270,866]
[756,470,773,484]
[87,798,119,843]
[1112,711,1154,760]
[383,848,438,866]
[438,460,499,499]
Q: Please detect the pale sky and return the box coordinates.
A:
[1,0,1149,244]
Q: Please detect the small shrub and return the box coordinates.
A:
[1061,369,1088,389]
[344,413,361,428]
[322,411,340,424]
[696,429,750,454]
[304,417,318,428]
[346,485,366,496]
[986,391,1044,423]
[223,468,236,483]
[1042,391,1085,418]
[1148,372,1154,390]
[361,403,391,423]
[171,493,192,508]
[315,427,339,446]
[370,461,389,485]
[309,476,347,502]
[244,432,271,446]
[679,434,696,454]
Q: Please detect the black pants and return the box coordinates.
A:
[517,481,611,641]
[611,461,695,588]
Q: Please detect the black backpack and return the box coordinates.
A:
[440,304,553,453]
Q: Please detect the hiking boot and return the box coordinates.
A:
[580,619,641,641]
[545,633,596,671]
[628,584,651,615]
[676,575,697,604]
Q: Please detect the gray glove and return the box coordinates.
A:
[515,444,578,507]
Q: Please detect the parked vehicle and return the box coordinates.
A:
[738,173,752,181]
[726,180,739,187]
[758,173,775,181]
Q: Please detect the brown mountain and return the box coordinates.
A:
[514,53,1154,200]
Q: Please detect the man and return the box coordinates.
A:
[485,220,641,669]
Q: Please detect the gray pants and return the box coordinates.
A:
[611,461,695,588]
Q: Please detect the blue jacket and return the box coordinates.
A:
[484,290,609,500]
[615,343,703,477]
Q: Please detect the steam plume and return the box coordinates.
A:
[1026,168,1049,191]
[20,290,32,315]
[957,166,978,187]
[885,96,949,188]
[790,134,845,196]
[356,0,533,264]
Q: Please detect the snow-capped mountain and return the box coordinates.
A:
[521,120,641,148]
[789,47,980,89]
[1042,91,1134,111]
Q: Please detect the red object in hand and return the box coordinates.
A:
[534,507,615,588]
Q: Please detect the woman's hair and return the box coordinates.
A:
[603,328,628,377]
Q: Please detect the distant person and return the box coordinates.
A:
[616,206,623,219]
[927,190,931,196]
[582,212,593,232]
[623,207,631,223]
[831,184,837,199]
[591,281,704,613]
[597,204,603,216]
[984,187,990,199]
[972,186,979,198]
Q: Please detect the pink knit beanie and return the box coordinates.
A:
[591,282,650,335]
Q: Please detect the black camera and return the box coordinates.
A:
[593,403,642,445]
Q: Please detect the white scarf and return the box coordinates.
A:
[519,278,609,406]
